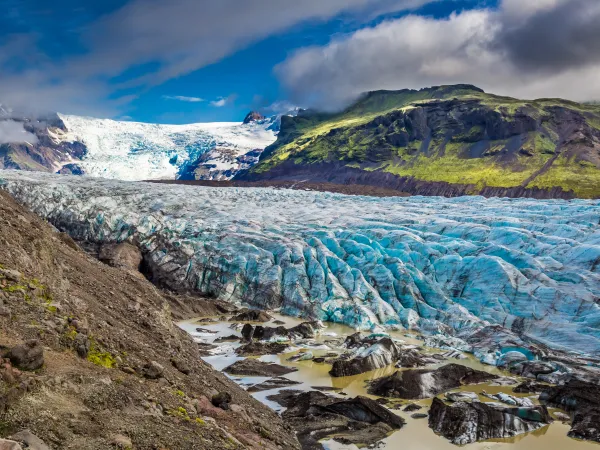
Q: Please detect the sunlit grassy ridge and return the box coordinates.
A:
[251,85,600,198]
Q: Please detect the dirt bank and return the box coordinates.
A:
[0,190,299,450]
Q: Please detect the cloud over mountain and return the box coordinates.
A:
[277,0,600,109]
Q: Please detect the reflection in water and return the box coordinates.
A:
[179,314,599,450]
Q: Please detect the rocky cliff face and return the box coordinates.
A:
[240,85,600,199]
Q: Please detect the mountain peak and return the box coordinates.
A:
[243,111,265,124]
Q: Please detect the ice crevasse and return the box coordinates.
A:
[0,170,599,355]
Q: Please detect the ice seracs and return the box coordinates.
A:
[0,170,599,357]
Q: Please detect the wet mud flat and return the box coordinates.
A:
[179,311,600,450]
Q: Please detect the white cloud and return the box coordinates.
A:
[0,120,38,144]
[0,1,433,116]
[210,95,236,108]
[162,95,204,103]
[276,0,600,109]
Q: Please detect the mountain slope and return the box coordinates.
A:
[239,85,600,199]
[0,111,86,173]
[0,188,299,449]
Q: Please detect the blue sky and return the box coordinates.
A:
[1,0,599,123]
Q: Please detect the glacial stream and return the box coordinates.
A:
[179,312,598,450]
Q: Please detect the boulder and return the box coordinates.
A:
[0,440,22,450]
[403,403,422,412]
[6,341,44,371]
[235,342,289,356]
[8,430,50,450]
[223,359,297,377]
[368,364,497,399]
[211,392,232,410]
[98,242,142,271]
[288,321,320,339]
[0,269,22,282]
[428,397,552,445]
[111,435,133,449]
[229,309,272,322]
[143,361,165,379]
[241,323,255,341]
[254,325,290,341]
[247,377,302,393]
[240,321,319,342]
[74,333,90,358]
[171,357,191,375]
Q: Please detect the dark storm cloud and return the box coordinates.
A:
[498,0,600,72]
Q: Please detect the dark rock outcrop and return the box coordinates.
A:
[243,111,265,124]
[0,112,88,174]
[211,392,232,410]
[513,380,547,394]
[540,379,600,443]
[570,408,600,443]
[428,397,552,445]
[229,309,272,322]
[5,341,44,371]
[267,390,405,449]
[247,377,301,393]
[539,379,600,413]
[241,321,319,342]
[223,359,297,377]
[235,341,289,356]
[368,364,497,399]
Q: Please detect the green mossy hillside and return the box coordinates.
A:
[249,85,600,198]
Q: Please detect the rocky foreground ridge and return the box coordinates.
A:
[0,189,299,449]
[239,84,600,199]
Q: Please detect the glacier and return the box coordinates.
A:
[56,114,279,180]
[0,170,599,355]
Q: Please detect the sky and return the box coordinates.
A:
[1,0,599,124]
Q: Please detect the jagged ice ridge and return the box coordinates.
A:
[0,170,599,356]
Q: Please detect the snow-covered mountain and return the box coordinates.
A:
[57,113,280,180]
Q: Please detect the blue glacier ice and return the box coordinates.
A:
[0,170,599,356]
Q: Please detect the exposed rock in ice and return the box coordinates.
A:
[428,397,552,445]
[329,336,401,377]
[0,170,599,356]
[368,364,498,399]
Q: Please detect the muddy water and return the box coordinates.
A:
[179,313,599,450]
